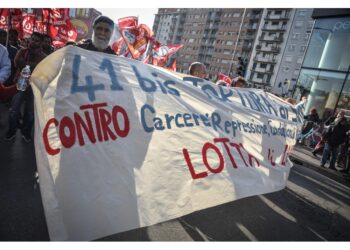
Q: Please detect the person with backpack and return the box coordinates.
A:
[320,111,349,170]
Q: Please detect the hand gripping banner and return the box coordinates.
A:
[31,46,304,241]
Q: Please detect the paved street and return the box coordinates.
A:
[0,102,350,241]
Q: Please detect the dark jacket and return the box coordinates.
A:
[304,112,320,123]
[325,117,349,147]
[77,41,116,55]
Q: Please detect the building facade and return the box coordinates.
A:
[293,9,350,120]
[152,8,263,80]
[272,8,314,96]
[246,8,295,89]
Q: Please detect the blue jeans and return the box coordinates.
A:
[321,143,339,168]
[8,86,34,136]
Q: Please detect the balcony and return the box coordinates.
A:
[255,45,280,53]
[240,35,254,40]
[246,24,257,30]
[242,44,252,51]
[254,55,277,63]
[264,14,290,20]
[250,14,261,20]
[251,67,274,74]
[262,25,287,31]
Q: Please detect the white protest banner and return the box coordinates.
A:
[31,46,303,241]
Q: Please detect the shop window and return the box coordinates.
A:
[303,16,350,71]
[295,69,347,119]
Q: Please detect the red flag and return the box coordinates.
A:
[118,16,138,30]
[118,17,154,59]
[218,72,232,86]
[52,18,77,47]
[0,8,23,36]
[22,13,35,38]
[0,9,9,30]
[151,43,183,70]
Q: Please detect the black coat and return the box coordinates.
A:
[77,41,116,55]
[325,117,349,147]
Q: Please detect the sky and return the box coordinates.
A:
[96,8,158,30]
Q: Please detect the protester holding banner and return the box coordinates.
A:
[5,32,46,142]
[77,15,115,55]
[189,62,207,79]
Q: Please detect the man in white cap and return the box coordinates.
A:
[78,15,116,55]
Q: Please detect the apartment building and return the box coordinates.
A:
[246,9,295,89]
[273,9,314,96]
[153,8,185,44]
[153,8,263,80]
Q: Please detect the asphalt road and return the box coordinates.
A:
[0,102,349,241]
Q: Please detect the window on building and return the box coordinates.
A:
[304,33,310,40]
[295,21,303,28]
[307,20,314,29]
[288,44,296,52]
[272,21,279,26]
[292,33,300,40]
[275,10,282,15]
[233,13,241,17]
[298,10,306,17]
[189,38,194,43]
[297,56,303,64]
[285,55,293,62]
[226,40,234,45]
[300,46,306,53]
[260,63,267,68]
[283,66,290,72]
[223,50,231,55]
[266,75,271,84]
[257,73,264,79]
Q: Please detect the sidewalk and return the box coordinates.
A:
[290,144,350,187]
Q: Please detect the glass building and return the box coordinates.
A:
[293,9,350,120]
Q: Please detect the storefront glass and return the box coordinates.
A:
[336,75,350,112]
[295,69,347,120]
[303,16,350,71]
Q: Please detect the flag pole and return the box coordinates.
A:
[6,9,12,47]
[46,9,51,35]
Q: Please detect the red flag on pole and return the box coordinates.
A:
[151,43,183,71]
[22,13,35,38]
[118,17,153,59]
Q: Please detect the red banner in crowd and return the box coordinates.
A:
[52,19,77,47]
[22,13,35,38]
[0,9,23,37]
[150,42,183,71]
[118,16,153,60]
[218,72,232,86]
[0,8,77,46]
